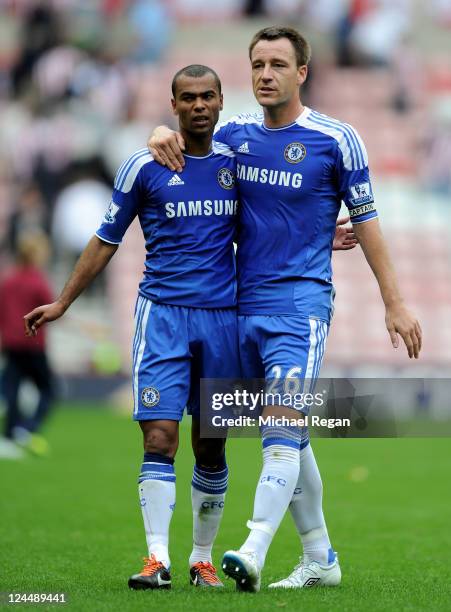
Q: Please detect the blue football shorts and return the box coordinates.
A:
[132,296,240,421]
[238,314,329,416]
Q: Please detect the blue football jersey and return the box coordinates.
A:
[96,144,238,308]
[214,106,377,322]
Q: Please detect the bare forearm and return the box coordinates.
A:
[353,218,402,307]
[58,235,117,311]
[352,218,421,358]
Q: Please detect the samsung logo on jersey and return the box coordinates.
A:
[237,163,303,189]
[165,200,238,218]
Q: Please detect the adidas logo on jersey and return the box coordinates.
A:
[168,174,185,186]
[238,142,250,153]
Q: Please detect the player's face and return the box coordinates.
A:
[172,74,223,136]
[250,38,307,109]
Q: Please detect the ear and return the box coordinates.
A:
[219,93,224,111]
[171,98,178,116]
[297,65,308,87]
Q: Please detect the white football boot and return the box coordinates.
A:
[268,556,341,589]
[222,550,261,592]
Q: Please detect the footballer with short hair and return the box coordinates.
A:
[25,64,238,590]
[25,60,359,592]
[149,25,422,592]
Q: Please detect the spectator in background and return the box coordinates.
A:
[7,183,50,255]
[127,0,173,64]
[336,0,411,68]
[11,0,61,96]
[336,0,372,67]
[0,232,55,458]
[51,159,112,297]
[52,159,112,265]
[244,0,266,16]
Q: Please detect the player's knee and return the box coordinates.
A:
[312,475,323,498]
[193,438,226,468]
[140,422,178,458]
[305,471,323,498]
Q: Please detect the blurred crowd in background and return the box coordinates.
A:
[0,0,451,381]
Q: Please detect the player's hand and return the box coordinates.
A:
[385,303,422,359]
[148,126,186,173]
[24,301,66,337]
[333,216,358,251]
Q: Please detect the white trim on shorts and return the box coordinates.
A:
[305,318,328,392]
[133,296,152,415]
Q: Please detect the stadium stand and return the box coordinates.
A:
[0,5,450,377]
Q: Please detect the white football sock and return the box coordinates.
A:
[139,457,176,569]
[189,463,228,566]
[289,443,333,565]
[302,526,334,566]
[240,444,300,569]
[189,490,226,565]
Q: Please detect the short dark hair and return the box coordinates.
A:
[249,26,311,67]
[171,64,222,97]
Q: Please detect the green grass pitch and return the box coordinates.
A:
[1,404,450,611]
